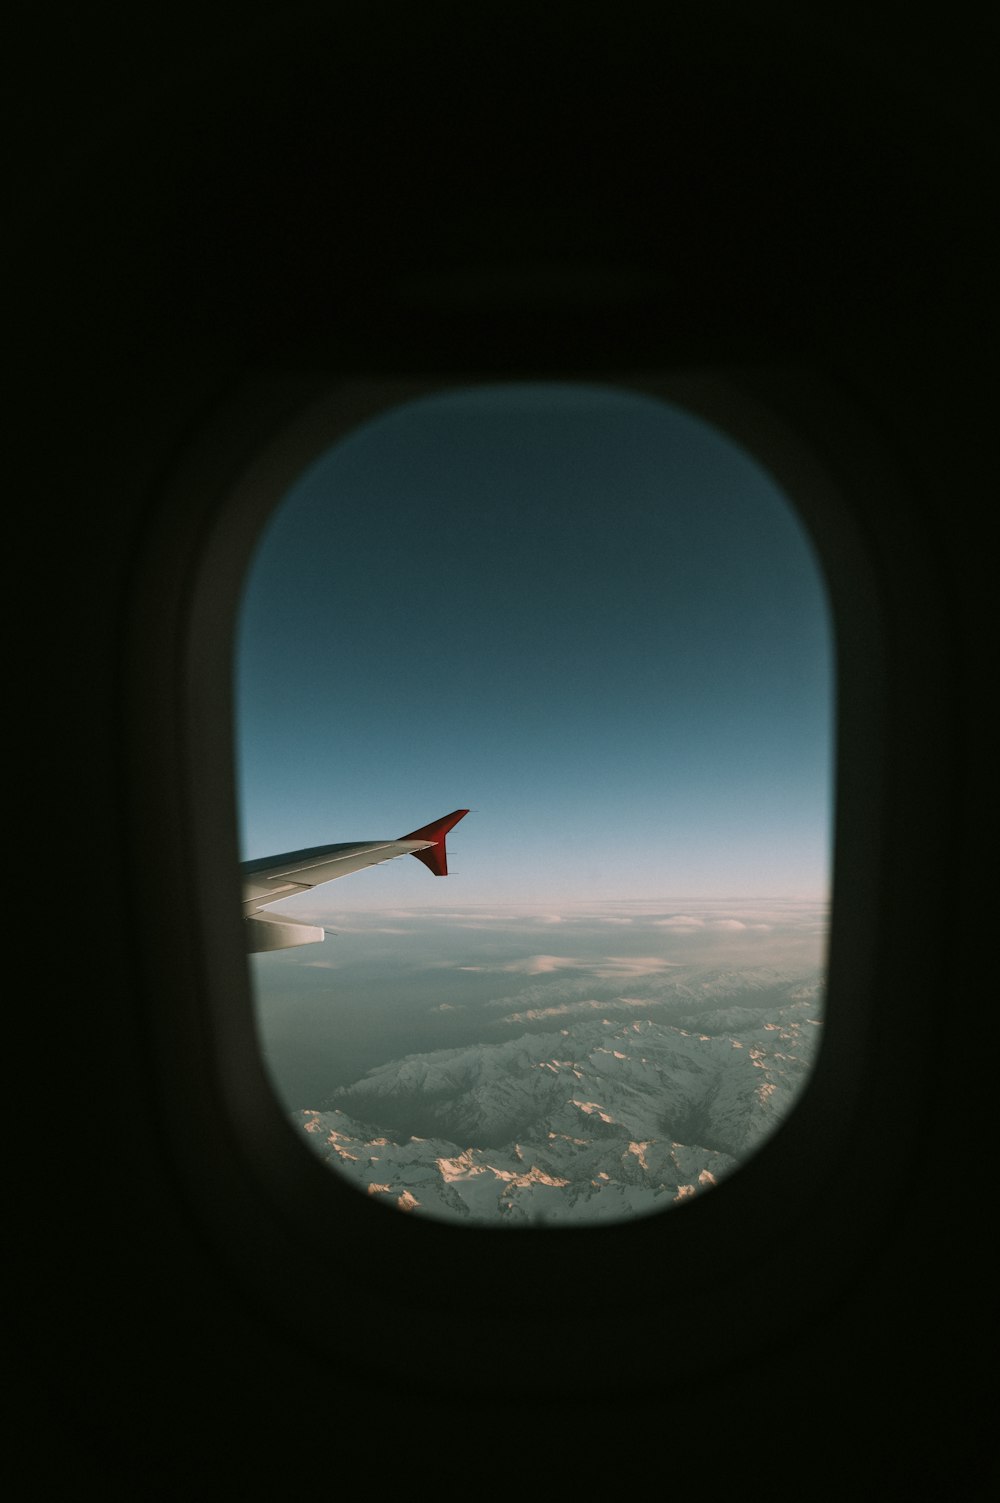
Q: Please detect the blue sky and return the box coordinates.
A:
[236,383,833,908]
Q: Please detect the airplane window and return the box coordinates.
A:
[236,383,833,1226]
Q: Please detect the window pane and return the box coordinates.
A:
[236,384,832,1225]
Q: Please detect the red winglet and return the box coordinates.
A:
[400,809,469,876]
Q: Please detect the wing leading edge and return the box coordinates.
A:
[241,809,469,953]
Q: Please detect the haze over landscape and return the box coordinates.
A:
[237,384,833,1223]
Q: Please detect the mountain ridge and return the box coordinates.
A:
[295,970,822,1224]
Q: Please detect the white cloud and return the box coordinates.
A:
[505,955,579,975]
[650,913,776,934]
[501,995,662,1024]
[596,956,685,977]
[490,954,684,979]
[319,924,410,935]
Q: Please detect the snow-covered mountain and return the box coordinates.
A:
[294,968,822,1224]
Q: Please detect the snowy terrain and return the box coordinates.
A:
[294,967,822,1224]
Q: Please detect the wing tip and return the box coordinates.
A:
[400,809,470,877]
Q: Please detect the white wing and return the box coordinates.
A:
[241,810,468,952]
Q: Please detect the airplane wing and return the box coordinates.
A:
[241,809,469,953]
